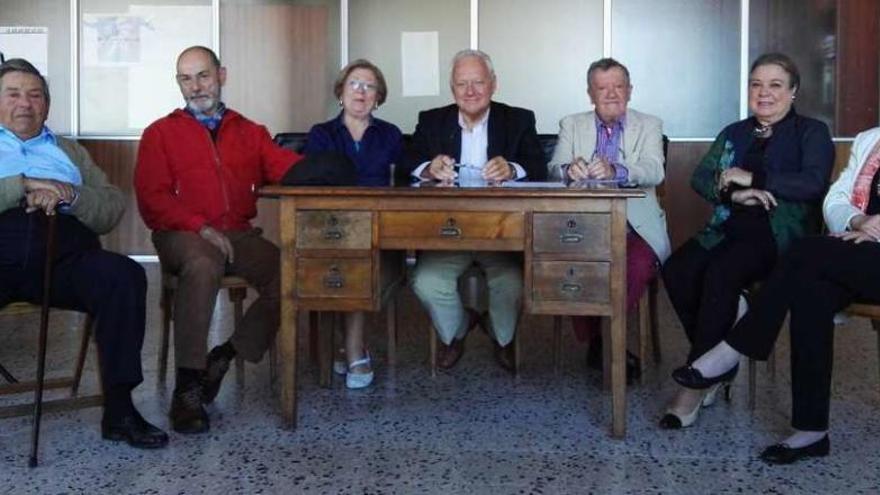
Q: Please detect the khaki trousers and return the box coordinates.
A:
[411,251,522,346]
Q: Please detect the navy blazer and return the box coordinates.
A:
[397,101,547,182]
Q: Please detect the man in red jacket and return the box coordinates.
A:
[134,46,301,434]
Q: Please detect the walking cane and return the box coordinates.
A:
[29,211,57,468]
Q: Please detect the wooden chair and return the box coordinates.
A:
[0,303,101,419]
[158,273,277,385]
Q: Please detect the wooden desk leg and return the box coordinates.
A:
[280,199,298,430]
[609,197,628,438]
[280,307,298,429]
[610,311,626,438]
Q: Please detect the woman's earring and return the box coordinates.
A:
[338,100,343,107]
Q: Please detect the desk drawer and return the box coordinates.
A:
[532,213,610,259]
[296,211,372,249]
[296,258,372,298]
[380,211,524,241]
[532,261,609,304]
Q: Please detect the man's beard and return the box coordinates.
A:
[186,93,219,114]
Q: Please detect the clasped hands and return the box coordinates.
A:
[718,167,777,211]
[566,156,615,181]
[423,154,515,182]
[22,177,76,215]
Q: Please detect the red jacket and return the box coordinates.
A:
[135,109,301,232]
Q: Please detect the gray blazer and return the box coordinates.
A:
[548,109,671,262]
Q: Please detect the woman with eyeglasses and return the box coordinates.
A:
[304,59,402,389]
[659,53,834,429]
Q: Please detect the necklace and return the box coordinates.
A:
[752,123,773,138]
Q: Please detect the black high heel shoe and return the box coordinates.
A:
[671,362,739,390]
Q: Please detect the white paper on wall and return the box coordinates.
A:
[0,27,49,75]
[401,31,439,97]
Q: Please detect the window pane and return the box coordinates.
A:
[349,0,470,133]
[79,0,214,135]
[221,0,340,134]
[750,0,878,137]
[612,0,741,138]
[0,0,72,135]
[480,0,603,134]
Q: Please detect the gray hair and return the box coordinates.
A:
[0,58,50,103]
[449,49,496,84]
[586,57,631,90]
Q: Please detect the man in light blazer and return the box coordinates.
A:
[548,57,671,373]
[398,49,546,372]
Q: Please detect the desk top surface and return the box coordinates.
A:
[261,184,646,199]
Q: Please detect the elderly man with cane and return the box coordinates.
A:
[0,59,168,463]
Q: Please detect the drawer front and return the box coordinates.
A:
[532,261,609,304]
[380,211,524,241]
[296,258,372,298]
[296,211,372,249]
[532,213,610,259]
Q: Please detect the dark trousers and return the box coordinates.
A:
[152,228,280,369]
[663,231,777,363]
[0,208,146,391]
[727,235,880,430]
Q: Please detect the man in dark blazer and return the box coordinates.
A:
[400,49,546,372]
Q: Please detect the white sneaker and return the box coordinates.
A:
[345,353,374,389]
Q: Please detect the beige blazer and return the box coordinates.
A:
[548,109,671,262]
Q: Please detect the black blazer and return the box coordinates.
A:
[397,101,547,182]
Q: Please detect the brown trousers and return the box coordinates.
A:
[152,228,280,370]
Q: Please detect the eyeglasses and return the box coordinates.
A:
[347,79,378,93]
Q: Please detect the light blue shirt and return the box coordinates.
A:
[0,125,82,186]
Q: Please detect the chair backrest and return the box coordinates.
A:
[274,132,309,153]
[829,141,854,183]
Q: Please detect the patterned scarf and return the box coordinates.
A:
[850,139,880,212]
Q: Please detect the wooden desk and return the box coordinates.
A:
[262,185,644,438]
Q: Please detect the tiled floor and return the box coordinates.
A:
[1,262,879,494]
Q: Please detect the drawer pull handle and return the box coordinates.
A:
[560,282,583,294]
[323,267,345,289]
[559,233,584,244]
[323,215,344,241]
[323,228,344,241]
[440,218,462,238]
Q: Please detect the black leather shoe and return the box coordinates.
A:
[672,363,739,390]
[585,337,641,384]
[494,343,516,374]
[170,381,209,434]
[102,410,169,449]
[203,345,232,404]
[438,338,465,370]
[760,436,830,464]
